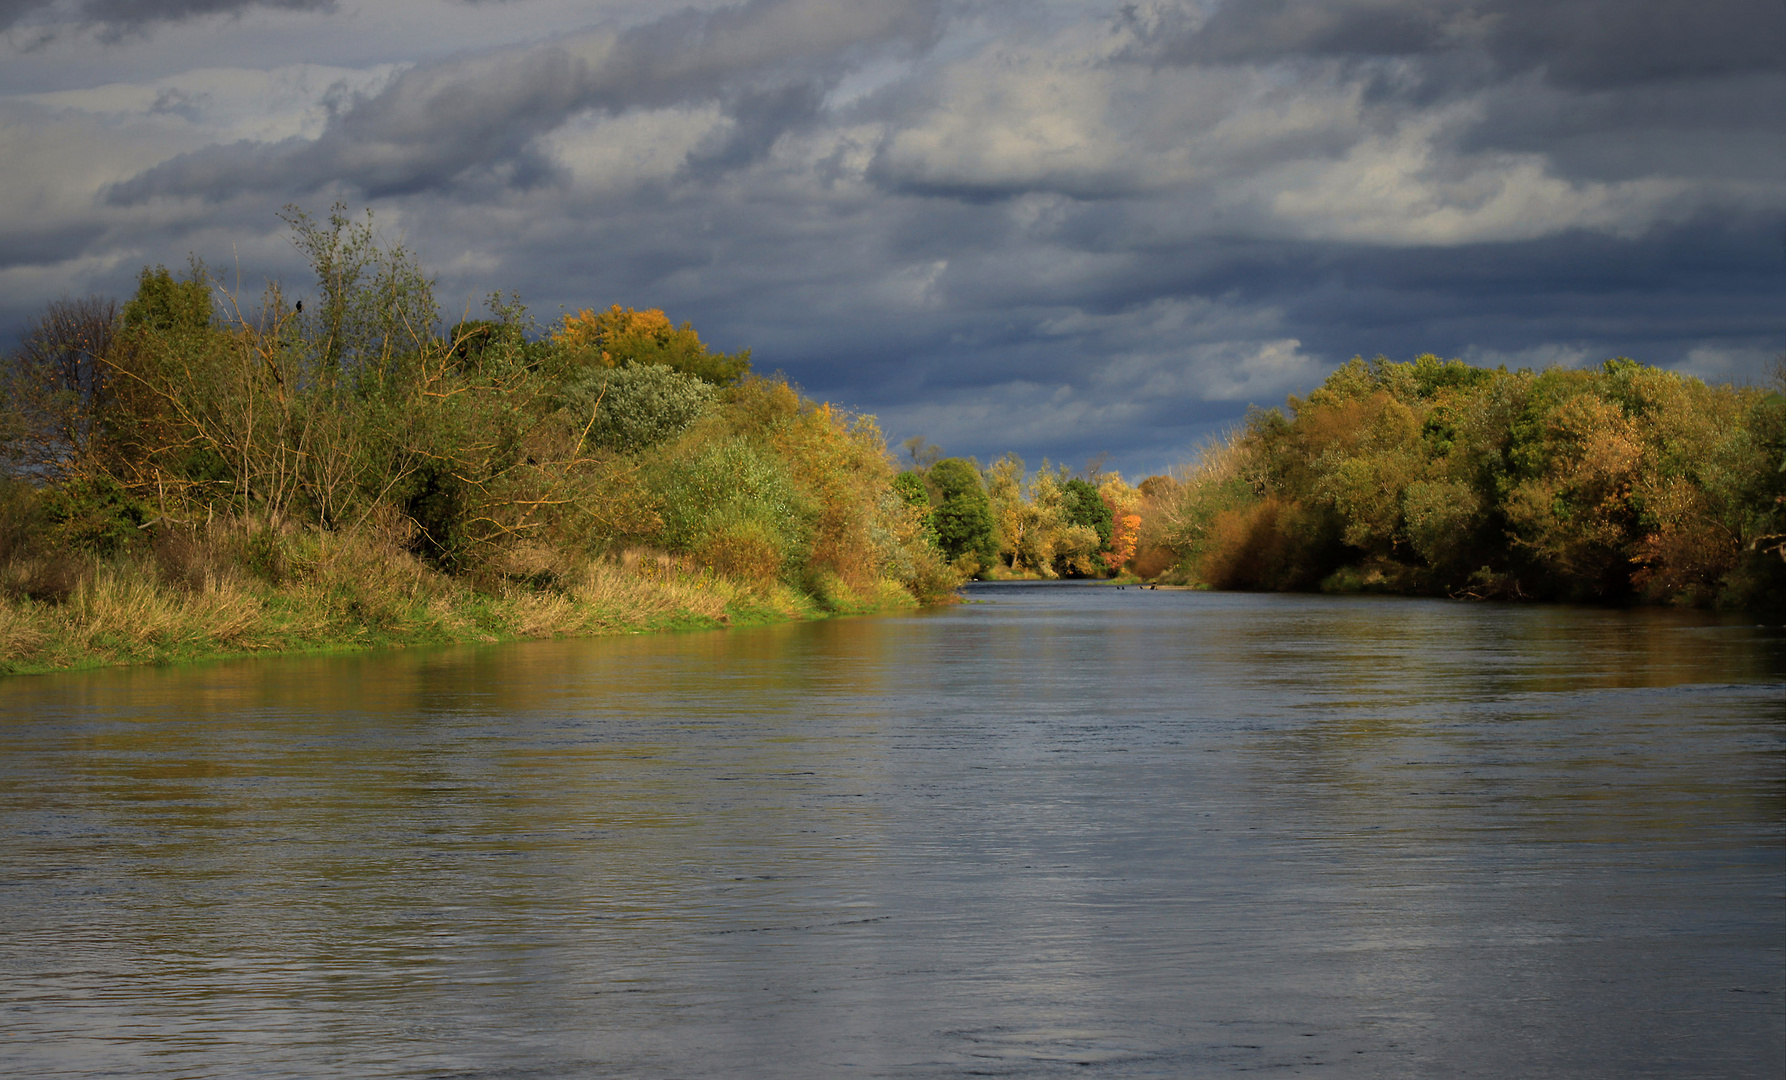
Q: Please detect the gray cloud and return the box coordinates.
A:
[0,0,334,34]
[107,0,939,201]
[5,0,1782,479]
[1143,0,1786,89]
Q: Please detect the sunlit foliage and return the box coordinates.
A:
[1147,354,1785,609]
[0,207,952,663]
[1099,474,1142,573]
[555,304,750,386]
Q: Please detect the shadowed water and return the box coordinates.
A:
[2,585,1782,1078]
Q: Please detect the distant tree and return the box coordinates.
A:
[1099,474,1142,573]
[987,456,1065,576]
[901,436,941,470]
[1138,474,1179,501]
[1058,476,1114,575]
[927,456,997,573]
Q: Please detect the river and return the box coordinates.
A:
[2,585,1782,1078]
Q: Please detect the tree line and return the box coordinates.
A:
[905,353,1784,610]
[3,206,1779,672]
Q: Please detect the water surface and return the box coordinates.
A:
[3,586,1782,1077]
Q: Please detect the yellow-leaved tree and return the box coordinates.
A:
[555,305,750,385]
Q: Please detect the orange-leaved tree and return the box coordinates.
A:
[1098,473,1142,573]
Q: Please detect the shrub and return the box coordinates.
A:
[41,475,147,556]
[563,363,716,455]
[648,437,813,578]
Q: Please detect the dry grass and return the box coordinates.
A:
[0,604,47,660]
[0,522,916,674]
[47,563,266,661]
[569,554,733,623]
[477,550,742,639]
[0,554,87,603]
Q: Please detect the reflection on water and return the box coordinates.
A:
[2,586,1781,1078]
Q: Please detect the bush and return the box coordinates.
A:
[563,363,716,455]
[647,437,813,579]
[41,475,147,557]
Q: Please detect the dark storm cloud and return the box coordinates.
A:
[106,0,940,202]
[1484,0,1785,89]
[1146,0,1786,89]
[6,0,1781,477]
[0,0,334,33]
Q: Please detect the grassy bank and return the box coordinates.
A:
[0,517,918,676]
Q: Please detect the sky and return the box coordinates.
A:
[2,0,1781,479]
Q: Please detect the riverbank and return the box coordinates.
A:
[1130,355,1786,610]
[0,525,922,676]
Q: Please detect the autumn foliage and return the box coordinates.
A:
[1143,355,1786,609]
[0,206,956,672]
[556,304,750,386]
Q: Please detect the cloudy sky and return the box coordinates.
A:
[2,0,1781,478]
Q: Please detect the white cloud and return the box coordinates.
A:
[1678,344,1778,386]
[1261,108,1696,244]
[544,105,726,194]
[874,35,1128,194]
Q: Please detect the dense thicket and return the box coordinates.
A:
[1142,355,1786,609]
[0,207,952,670]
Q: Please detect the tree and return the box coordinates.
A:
[1058,477,1113,576]
[279,203,437,377]
[1099,474,1142,573]
[555,305,750,386]
[901,436,941,470]
[122,264,211,334]
[3,295,120,478]
[927,457,997,573]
